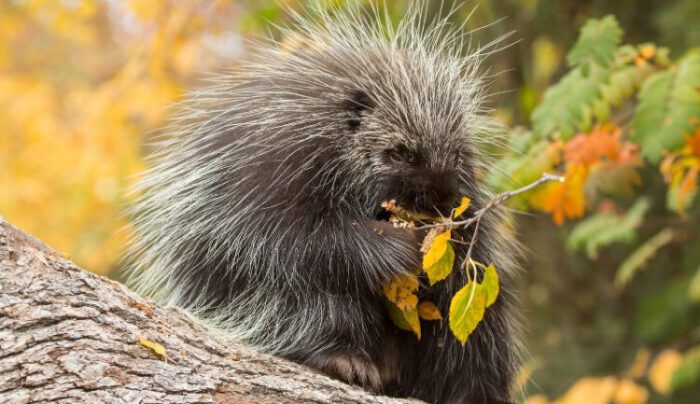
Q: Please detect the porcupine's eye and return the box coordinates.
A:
[344,89,374,132]
[385,144,418,165]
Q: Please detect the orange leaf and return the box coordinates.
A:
[684,128,700,158]
[529,164,587,225]
[677,165,699,210]
[564,125,624,167]
[417,301,443,320]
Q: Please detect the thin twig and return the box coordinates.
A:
[415,173,564,231]
[421,172,564,276]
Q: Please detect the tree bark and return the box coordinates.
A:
[0,216,415,403]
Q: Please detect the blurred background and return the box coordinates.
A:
[2,0,699,402]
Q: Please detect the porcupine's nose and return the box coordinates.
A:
[429,173,460,215]
[409,170,460,215]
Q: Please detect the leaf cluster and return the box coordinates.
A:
[382,197,501,343]
[492,14,700,399]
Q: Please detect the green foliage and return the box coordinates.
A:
[636,278,696,344]
[449,280,487,345]
[488,136,560,202]
[689,267,700,302]
[383,197,502,344]
[566,199,649,259]
[481,6,700,402]
[632,53,700,162]
[615,228,675,288]
[530,17,642,139]
[481,263,500,307]
[531,65,610,139]
[595,62,648,121]
[448,261,499,345]
[566,15,623,74]
[672,347,700,392]
[384,300,420,337]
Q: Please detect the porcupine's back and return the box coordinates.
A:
[123,2,507,359]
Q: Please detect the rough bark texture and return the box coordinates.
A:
[0,216,416,403]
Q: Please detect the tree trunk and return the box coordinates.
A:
[0,216,415,403]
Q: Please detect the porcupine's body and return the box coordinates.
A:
[125,4,520,403]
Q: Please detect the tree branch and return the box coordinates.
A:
[417,173,564,231]
[0,216,414,403]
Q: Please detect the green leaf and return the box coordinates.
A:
[567,15,623,72]
[670,346,700,392]
[636,278,695,343]
[449,281,487,345]
[688,267,700,303]
[567,199,649,258]
[424,239,455,286]
[632,53,700,162]
[481,263,500,307]
[384,300,421,340]
[599,64,649,112]
[487,138,561,205]
[615,228,675,288]
[532,66,610,139]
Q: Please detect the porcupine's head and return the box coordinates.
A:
[247,3,501,221]
[124,2,504,306]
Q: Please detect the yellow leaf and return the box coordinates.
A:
[556,376,618,404]
[417,301,442,320]
[138,337,167,360]
[648,349,683,394]
[625,348,650,379]
[481,263,500,307]
[452,196,471,219]
[613,379,648,404]
[422,229,451,270]
[385,300,421,340]
[424,242,455,286]
[382,274,419,311]
[449,281,486,345]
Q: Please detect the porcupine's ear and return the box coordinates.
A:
[343,89,374,132]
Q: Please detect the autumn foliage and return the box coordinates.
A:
[3,1,700,403]
[381,196,505,344]
[0,0,237,273]
[489,15,700,404]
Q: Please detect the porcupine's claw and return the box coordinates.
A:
[307,351,382,393]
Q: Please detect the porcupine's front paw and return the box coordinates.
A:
[307,350,382,393]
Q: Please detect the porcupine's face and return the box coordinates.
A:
[338,57,471,220]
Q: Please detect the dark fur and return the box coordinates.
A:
[126,7,520,404]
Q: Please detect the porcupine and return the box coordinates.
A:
[124,3,520,403]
